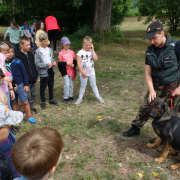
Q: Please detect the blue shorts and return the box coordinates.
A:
[14,83,28,102]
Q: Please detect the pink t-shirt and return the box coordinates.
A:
[58,49,75,76]
[0,53,8,93]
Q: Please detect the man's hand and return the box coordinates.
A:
[172,86,180,96]
[148,90,156,103]
[24,86,29,93]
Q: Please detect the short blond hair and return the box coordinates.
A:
[0,43,9,52]
[12,127,64,180]
[83,36,92,43]
[0,91,8,105]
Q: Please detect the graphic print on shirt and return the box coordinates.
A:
[81,54,94,69]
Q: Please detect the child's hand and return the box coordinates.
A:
[5,105,10,113]
[10,90,15,100]
[52,61,57,66]
[82,72,87,78]
[24,86,29,93]
[66,61,72,66]
[91,44,94,51]
[49,63,53,68]
[3,38,6,40]
[14,84,17,91]
[71,64,74,68]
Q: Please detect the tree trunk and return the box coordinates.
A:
[91,0,113,33]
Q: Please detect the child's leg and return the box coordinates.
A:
[6,91,12,110]
[79,76,88,99]
[47,68,54,101]
[63,75,70,99]
[22,101,31,117]
[69,76,74,98]
[89,75,100,98]
[40,77,49,102]
[14,101,20,111]
[28,83,37,109]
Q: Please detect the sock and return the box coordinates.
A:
[27,116,32,119]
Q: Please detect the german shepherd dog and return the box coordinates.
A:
[146,95,180,170]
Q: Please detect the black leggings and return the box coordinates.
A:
[48,29,58,51]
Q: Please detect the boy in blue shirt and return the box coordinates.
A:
[5,44,37,124]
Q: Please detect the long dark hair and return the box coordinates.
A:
[36,21,44,32]
[10,19,19,30]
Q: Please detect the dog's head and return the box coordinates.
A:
[149,92,172,120]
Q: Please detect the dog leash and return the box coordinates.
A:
[161,88,175,109]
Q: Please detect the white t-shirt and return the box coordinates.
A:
[76,49,95,76]
[39,47,51,65]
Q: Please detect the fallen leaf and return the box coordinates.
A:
[73,140,78,143]
[97,116,102,119]
[98,119,103,121]
[120,169,127,174]
[156,167,164,171]
[58,108,62,111]
[138,173,143,178]
[66,155,70,160]
[152,172,158,176]
[78,105,81,107]
[118,163,122,167]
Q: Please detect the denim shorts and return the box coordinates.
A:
[14,83,28,102]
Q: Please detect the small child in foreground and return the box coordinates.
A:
[0,91,23,178]
[12,127,64,180]
[75,36,104,105]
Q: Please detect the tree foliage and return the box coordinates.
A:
[139,0,180,31]
[0,0,131,33]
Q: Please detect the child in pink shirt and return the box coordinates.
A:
[58,37,76,104]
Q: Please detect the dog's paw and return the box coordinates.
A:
[147,143,155,148]
[157,147,162,152]
[170,163,180,170]
[154,157,163,164]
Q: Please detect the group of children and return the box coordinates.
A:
[0,21,105,178]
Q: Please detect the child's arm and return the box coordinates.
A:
[18,60,29,92]
[77,55,87,78]
[0,127,9,142]
[91,44,98,61]
[3,27,9,40]
[35,52,51,68]
[8,82,15,100]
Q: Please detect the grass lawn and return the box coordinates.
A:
[1,17,180,180]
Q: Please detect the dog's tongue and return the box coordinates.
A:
[149,117,154,120]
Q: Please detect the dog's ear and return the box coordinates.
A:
[163,92,172,102]
[164,102,169,112]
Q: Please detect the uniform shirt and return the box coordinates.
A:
[145,40,180,65]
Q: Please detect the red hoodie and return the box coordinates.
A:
[45,16,60,32]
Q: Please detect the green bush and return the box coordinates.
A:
[126,8,141,17]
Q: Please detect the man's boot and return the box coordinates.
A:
[123,124,140,137]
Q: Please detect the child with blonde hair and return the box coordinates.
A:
[0,43,15,110]
[0,91,23,178]
[12,127,64,180]
[75,36,104,105]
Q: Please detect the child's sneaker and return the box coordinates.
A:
[68,97,74,102]
[75,98,83,105]
[41,102,46,109]
[49,99,59,106]
[96,97,105,104]
[31,108,39,115]
[28,117,37,124]
[64,99,70,105]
